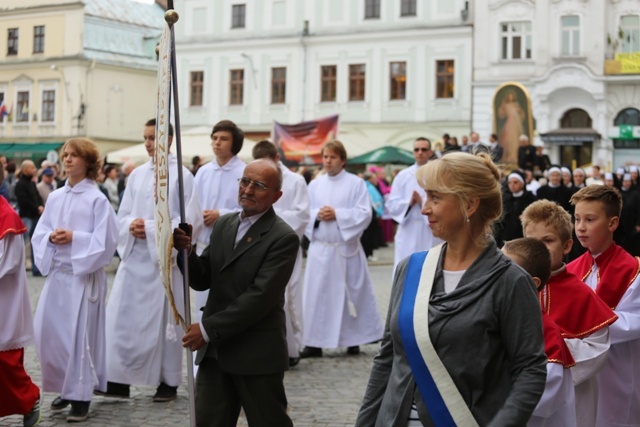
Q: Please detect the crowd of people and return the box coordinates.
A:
[1,124,640,427]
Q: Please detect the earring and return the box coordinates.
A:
[466,216,471,223]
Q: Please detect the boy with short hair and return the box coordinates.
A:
[521,199,617,427]
[568,185,640,427]
[502,238,576,427]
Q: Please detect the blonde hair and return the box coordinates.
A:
[571,185,622,219]
[61,138,101,181]
[521,200,573,243]
[416,152,502,245]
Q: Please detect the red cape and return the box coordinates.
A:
[543,313,575,368]
[541,268,618,338]
[567,244,640,309]
[0,196,26,240]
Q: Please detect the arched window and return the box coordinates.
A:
[560,108,592,128]
[614,107,640,126]
[613,107,640,149]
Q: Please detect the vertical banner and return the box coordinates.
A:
[155,22,183,327]
[272,114,339,165]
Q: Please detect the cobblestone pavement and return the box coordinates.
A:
[1,244,396,426]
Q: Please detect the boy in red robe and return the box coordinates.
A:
[0,162,40,426]
[502,238,576,427]
[568,185,640,427]
[522,199,618,426]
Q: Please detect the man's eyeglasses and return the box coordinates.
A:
[414,148,431,152]
[238,177,269,192]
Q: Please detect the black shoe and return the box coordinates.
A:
[66,401,90,422]
[289,357,300,367]
[299,346,322,359]
[347,345,360,355]
[153,382,177,402]
[50,396,70,411]
[94,381,130,398]
[23,395,41,427]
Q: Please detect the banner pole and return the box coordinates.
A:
[165,8,197,427]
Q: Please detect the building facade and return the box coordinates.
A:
[472,0,640,170]
[175,0,473,154]
[0,0,165,161]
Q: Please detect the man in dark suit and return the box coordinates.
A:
[174,159,299,427]
[489,133,503,163]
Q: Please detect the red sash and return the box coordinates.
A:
[541,268,618,338]
[567,244,640,309]
[542,314,575,368]
[0,197,26,240]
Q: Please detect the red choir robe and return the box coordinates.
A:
[567,243,640,427]
[0,196,39,416]
[540,267,618,338]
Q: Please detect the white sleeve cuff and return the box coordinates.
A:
[198,322,210,343]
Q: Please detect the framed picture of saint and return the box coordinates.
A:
[492,82,534,165]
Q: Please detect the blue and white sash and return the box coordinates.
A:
[398,243,479,427]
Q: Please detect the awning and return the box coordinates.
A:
[540,128,601,146]
[0,142,63,159]
[105,127,258,165]
[347,146,415,165]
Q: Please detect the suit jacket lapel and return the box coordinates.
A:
[221,208,275,271]
[221,214,240,264]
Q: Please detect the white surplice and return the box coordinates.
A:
[564,328,609,427]
[192,156,245,319]
[105,156,202,387]
[585,267,640,427]
[386,163,440,268]
[0,232,33,352]
[303,170,384,348]
[32,179,118,401]
[528,363,577,427]
[273,163,310,357]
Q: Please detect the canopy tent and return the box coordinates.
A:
[105,126,257,165]
[347,145,415,165]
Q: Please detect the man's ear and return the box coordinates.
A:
[609,216,620,233]
[532,277,543,291]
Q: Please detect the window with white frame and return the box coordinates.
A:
[349,64,366,101]
[7,28,18,56]
[190,71,204,107]
[16,91,30,122]
[365,0,380,19]
[271,67,286,104]
[321,65,337,102]
[229,69,244,105]
[400,0,416,17]
[620,15,640,53]
[561,16,580,56]
[389,62,406,100]
[33,25,45,54]
[232,4,246,29]
[501,22,532,60]
[41,89,55,122]
[436,60,454,98]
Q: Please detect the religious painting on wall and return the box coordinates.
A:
[272,114,339,165]
[492,82,534,165]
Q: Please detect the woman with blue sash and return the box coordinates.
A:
[356,152,547,427]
